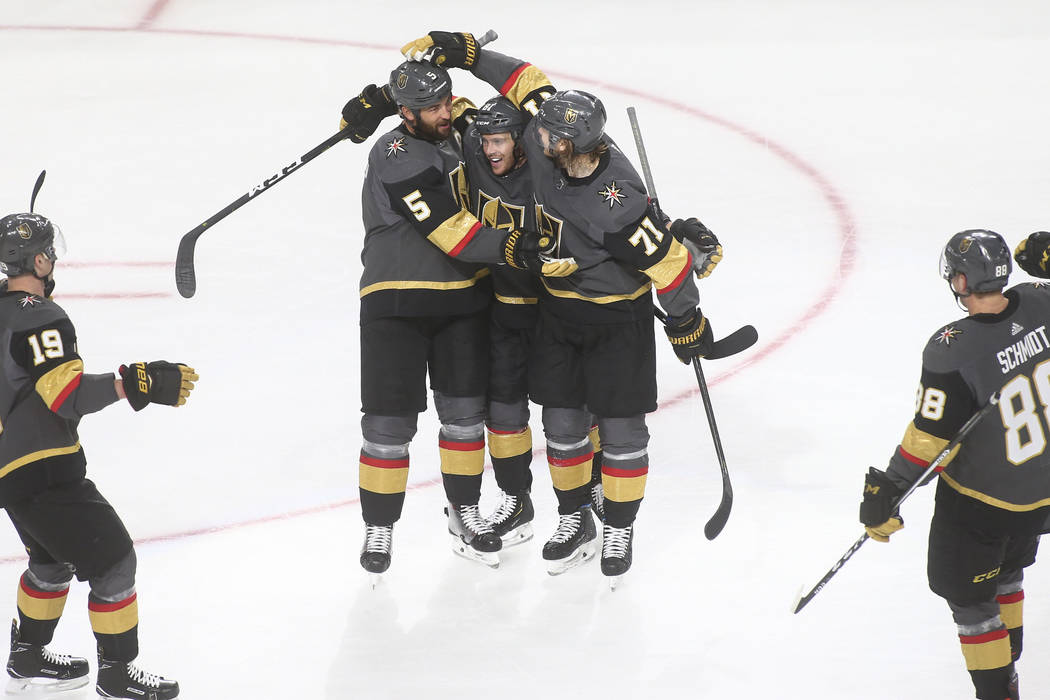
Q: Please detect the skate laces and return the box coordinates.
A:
[456,504,494,535]
[363,524,393,553]
[39,647,76,666]
[488,492,519,525]
[125,662,163,688]
[549,511,583,544]
[602,525,632,559]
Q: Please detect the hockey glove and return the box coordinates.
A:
[400,31,479,69]
[859,467,904,543]
[119,361,199,412]
[451,96,478,135]
[663,308,713,363]
[1014,231,1050,279]
[503,230,578,278]
[671,218,723,279]
[340,84,398,144]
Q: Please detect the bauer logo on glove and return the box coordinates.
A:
[119,361,199,411]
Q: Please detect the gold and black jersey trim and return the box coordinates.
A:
[494,294,538,305]
[940,472,1050,512]
[644,238,692,292]
[541,278,651,305]
[0,443,81,480]
[499,64,555,114]
[360,268,491,298]
[899,422,960,467]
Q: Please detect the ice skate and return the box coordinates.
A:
[446,504,502,568]
[601,523,634,590]
[542,506,597,575]
[360,523,393,588]
[487,491,534,547]
[96,647,178,700]
[5,620,88,695]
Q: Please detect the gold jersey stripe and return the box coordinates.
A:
[35,359,84,409]
[359,463,410,495]
[487,427,532,459]
[603,473,648,503]
[494,294,538,305]
[643,239,691,290]
[900,423,960,466]
[959,631,1011,671]
[541,278,651,305]
[939,472,1050,511]
[0,443,81,480]
[439,445,485,476]
[998,597,1023,629]
[89,599,139,636]
[427,209,482,256]
[17,585,67,622]
[502,65,554,108]
[360,268,490,298]
[548,458,591,491]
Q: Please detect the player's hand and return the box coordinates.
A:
[451,96,478,134]
[671,218,722,279]
[400,31,479,69]
[503,230,578,278]
[1015,231,1050,279]
[119,361,198,411]
[340,84,398,144]
[663,308,713,363]
[859,467,904,542]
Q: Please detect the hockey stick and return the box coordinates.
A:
[791,391,1002,614]
[628,106,739,540]
[175,30,499,299]
[30,170,46,213]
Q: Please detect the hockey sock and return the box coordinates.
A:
[89,591,139,662]
[997,590,1024,662]
[547,443,592,514]
[588,424,602,486]
[487,426,533,494]
[438,428,485,506]
[359,446,410,525]
[15,574,67,645]
[968,664,1018,700]
[601,454,649,529]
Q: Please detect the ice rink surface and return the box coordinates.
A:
[2,1,1050,697]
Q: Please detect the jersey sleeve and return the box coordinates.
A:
[471,49,555,118]
[9,314,119,419]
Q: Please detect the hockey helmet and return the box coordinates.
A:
[474,96,525,141]
[535,90,606,154]
[939,229,1012,294]
[0,213,64,277]
[388,61,452,110]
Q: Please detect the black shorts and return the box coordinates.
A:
[361,312,490,415]
[6,478,134,582]
[528,308,657,417]
[489,316,533,405]
[927,509,1040,606]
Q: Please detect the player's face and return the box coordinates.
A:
[481,133,515,176]
[416,95,453,140]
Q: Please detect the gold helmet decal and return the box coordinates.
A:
[16,223,32,240]
[959,237,973,253]
[564,108,578,124]
[397,73,408,90]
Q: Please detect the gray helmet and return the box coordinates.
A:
[474,96,525,140]
[939,229,1012,294]
[0,213,63,277]
[535,90,606,154]
[388,61,452,110]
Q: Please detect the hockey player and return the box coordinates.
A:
[0,210,195,699]
[399,33,721,581]
[347,60,575,576]
[859,230,1050,700]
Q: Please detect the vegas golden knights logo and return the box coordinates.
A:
[397,73,408,90]
[564,108,578,124]
[535,204,564,250]
[476,191,525,231]
[959,237,973,253]
[447,162,470,211]
[16,223,32,240]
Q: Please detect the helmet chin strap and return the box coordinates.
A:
[948,278,970,311]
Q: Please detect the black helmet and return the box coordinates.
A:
[474,96,524,140]
[940,229,1011,294]
[535,90,606,154]
[388,61,452,110]
[0,213,64,277]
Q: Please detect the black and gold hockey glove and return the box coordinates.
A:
[859,467,904,543]
[120,361,199,411]
[670,218,723,279]
[400,31,479,69]
[451,96,478,134]
[340,84,398,144]
[503,230,577,277]
[1014,231,1050,279]
[663,308,713,363]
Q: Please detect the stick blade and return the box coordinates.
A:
[705,325,758,360]
[175,233,199,298]
[703,489,733,540]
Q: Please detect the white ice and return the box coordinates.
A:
[2,1,1050,697]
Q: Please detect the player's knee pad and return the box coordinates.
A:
[487,398,530,433]
[433,392,485,430]
[542,406,591,448]
[596,415,649,455]
[25,562,74,590]
[948,599,1002,630]
[361,414,418,457]
[89,549,137,602]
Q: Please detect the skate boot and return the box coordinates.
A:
[542,506,597,575]
[96,648,179,700]
[588,480,605,521]
[360,523,393,588]
[601,523,634,590]
[446,504,502,568]
[487,490,534,547]
[6,619,89,694]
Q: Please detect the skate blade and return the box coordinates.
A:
[499,523,534,548]
[5,675,89,696]
[545,539,597,576]
[449,534,500,569]
[369,573,383,590]
[608,575,623,591]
